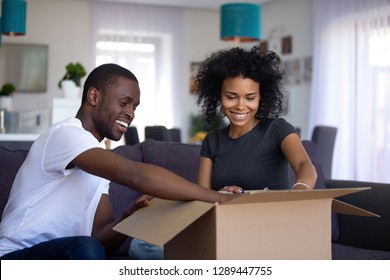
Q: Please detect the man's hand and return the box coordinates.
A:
[120,195,153,221]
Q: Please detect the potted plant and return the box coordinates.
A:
[58,62,86,98]
[189,113,226,143]
[0,83,16,110]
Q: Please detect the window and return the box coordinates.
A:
[95,32,174,143]
[310,0,390,183]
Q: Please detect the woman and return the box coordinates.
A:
[195,46,317,192]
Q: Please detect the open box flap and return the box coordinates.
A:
[113,198,214,246]
[332,199,379,217]
[223,187,371,205]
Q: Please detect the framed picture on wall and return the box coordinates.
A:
[282,36,292,54]
[259,40,268,52]
[280,59,301,86]
[303,56,312,83]
[0,43,48,92]
[189,62,201,94]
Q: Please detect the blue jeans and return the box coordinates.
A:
[0,236,105,260]
[128,238,164,260]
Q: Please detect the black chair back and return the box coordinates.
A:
[169,128,181,142]
[124,126,140,145]
[311,125,337,179]
[144,126,172,142]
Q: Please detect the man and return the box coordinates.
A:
[0,64,234,259]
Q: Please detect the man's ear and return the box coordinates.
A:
[86,87,100,106]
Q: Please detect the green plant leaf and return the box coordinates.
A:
[0,83,16,96]
[58,62,86,88]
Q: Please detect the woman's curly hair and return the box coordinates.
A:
[194,45,286,126]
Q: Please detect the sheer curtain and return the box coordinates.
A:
[309,0,390,182]
[90,3,183,141]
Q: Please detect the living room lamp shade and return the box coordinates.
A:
[220,3,261,42]
[1,0,27,36]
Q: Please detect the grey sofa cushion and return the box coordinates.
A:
[142,139,201,183]
[0,147,29,221]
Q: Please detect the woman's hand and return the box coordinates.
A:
[219,185,245,194]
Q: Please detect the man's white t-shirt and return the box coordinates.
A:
[0,118,110,257]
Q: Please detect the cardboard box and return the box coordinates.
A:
[114,188,378,260]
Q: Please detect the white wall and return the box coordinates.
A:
[2,0,91,110]
[1,0,90,133]
[262,0,313,139]
[1,0,313,141]
[181,8,235,140]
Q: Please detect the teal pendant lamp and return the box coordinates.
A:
[220,3,261,42]
[1,0,27,36]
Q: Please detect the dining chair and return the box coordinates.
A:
[168,128,181,142]
[144,125,172,142]
[311,125,337,179]
[124,126,140,145]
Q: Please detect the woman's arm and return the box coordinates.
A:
[197,156,213,189]
[281,134,318,190]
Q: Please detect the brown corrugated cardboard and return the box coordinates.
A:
[114,188,377,260]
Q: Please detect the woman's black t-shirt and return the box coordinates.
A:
[200,118,298,191]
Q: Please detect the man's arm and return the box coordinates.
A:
[72,147,234,204]
[92,194,151,253]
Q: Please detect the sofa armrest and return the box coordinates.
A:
[325,179,389,189]
[325,179,390,252]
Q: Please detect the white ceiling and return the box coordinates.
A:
[87,0,273,10]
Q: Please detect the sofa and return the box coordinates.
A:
[1,139,390,259]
